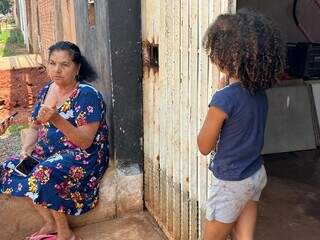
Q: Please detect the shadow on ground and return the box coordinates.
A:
[256,150,320,240]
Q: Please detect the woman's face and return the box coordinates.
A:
[48,50,80,86]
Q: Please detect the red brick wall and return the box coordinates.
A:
[38,0,56,64]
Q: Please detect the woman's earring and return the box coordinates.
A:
[75,74,79,81]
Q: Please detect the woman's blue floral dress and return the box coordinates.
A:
[0,83,109,215]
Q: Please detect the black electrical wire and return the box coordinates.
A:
[292,0,313,42]
[293,0,299,25]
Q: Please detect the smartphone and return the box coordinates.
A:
[15,155,40,177]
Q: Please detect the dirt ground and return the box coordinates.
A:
[256,150,320,240]
[0,68,48,125]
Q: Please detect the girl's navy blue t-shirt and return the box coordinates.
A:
[209,82,268,181]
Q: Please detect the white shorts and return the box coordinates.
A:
[206,165,267,223]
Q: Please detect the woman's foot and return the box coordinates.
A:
[38,221,57,235]
[26,222,57,240]
[57,232,82,240]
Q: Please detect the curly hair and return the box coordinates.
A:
[202,9,285,94]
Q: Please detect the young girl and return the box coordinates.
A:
[198,9,285,240]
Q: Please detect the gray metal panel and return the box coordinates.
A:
[308,83,320,146]
[263,85,316,154]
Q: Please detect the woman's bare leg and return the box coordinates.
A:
[26,198,57,234]
[50,210,76,240]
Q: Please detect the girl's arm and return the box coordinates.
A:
[197,106,227,155]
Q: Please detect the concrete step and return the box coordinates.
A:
[0,163,144,240]
[74,211,167,240]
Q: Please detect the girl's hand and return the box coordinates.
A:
[37,104,59,124]
[218,73,229,89]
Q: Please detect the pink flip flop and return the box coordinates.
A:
[25,232,37,240]
[26,233,57,240]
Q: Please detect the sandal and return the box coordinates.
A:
[25,233,57,240]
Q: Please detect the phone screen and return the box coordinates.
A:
[15,156,40,176]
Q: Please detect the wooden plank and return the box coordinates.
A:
[212,0,222,21]
[205,0,222,191]
[148,73,156,211]
[142,76,151,206]
[229,0,237,13]
[141,0,152,207]
[152,0,161,217]
[153,76,161,216]
[180,0,190,238]
[141,0,146,40]
[189,0,199,239]
[221,0,237,14]
[172,0,182,239]
[221,0,229,14]
[165,0,174,234]
[159,0,168,227]
[197,0,210,238]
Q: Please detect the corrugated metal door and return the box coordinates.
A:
[142,1,237,239]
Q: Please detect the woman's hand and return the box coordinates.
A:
[37,104,59,124]
[20,127,38,159]
[20,150,29,160]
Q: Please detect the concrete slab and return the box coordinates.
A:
[74,211,167,240]
[0,54,42,70]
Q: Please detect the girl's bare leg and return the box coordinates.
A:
[232,201,258,240]
[204,219,234,240]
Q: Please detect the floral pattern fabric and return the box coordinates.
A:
[0,83,109,215]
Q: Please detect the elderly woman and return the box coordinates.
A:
[0,41,109,240]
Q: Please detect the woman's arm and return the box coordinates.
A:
[37,105,99,149]
[197,106,227,155]
[51,115,99,149]
[20,122,40,158]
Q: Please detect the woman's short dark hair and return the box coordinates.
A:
[202,9,285,93]
[48,41,98,82]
